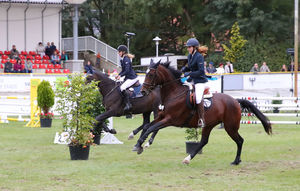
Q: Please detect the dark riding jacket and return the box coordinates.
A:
[182,51,208,83]
[119,56,137,80]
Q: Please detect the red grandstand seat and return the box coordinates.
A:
[4,51,10,55]
[63,69,70,73]
[54,64,61,69]
[54,69,61,73]
[42,59,50,64]
[10,59,17,64]
[43,55,50,60]
[32,64,38,69]
[19,55,25,60]
[21,51,27,55]
[21,60,25,64]
[45,69,53,73]
[47,64,54,69]
[39,64,46,69]
[1,59,7,64]
[0,51,3,55]
[26,55,33,60]
[34,59,41,64]
[35,55,41,60]
[1,64,3,69]
[29,51,36,56]
[21,64,25,70]
[2,55,8,59]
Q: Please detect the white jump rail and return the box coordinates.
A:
[0,95,31,123]
[235,96,300,125]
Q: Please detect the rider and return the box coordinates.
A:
[181,38,208,127]
[115,45,138,112]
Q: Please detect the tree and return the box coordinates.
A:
[222,22,247,63]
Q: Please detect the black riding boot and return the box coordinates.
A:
[196,101,205,128]
[121,91,132,112]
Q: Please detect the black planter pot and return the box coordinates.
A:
[69,145,90,160]
[93,135,101,145]
[40,118,52,128]
[186,141,202,155]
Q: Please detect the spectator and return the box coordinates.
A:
[45,42,52,58]
[4,59,13,73]
[250,63,259,73]
[60,50,68,67]
[84,61,93,74]
[36,42,45,57]
[14,59,23,73]
[10,45,19,59]
[51,51,61,65]
[260,61,271,72]
[216,63,225,74]
[50,42,57,55]
[206,62,217,73]
[281,64,288,72]
[25,58,33,73]
[224,61,234,73]
[96,52,101,68]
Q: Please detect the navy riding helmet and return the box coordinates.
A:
[117,45,128,53]
[186,38,199,47]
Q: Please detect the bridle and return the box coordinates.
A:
[143,66,182,95]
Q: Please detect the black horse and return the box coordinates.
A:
[86,70,162,145]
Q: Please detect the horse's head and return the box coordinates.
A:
[85,73,96,84]
[141,59,162,95]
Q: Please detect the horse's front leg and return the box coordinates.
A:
[128,112,151,140]
[95,109,118,134]
[134,116,171,154]
[143,130,158,149]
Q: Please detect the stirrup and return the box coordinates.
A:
[198,118,205,128]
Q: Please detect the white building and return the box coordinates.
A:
[0,0,64,51]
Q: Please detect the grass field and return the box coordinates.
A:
[0,115,300,191]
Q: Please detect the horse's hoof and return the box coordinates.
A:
[144,142,150,149]
[230,159,241,165]
[132,146,138,152]
[109,129,117,134]
[128,132,134,140]
[182,155,191,165]
[137,147,144,155]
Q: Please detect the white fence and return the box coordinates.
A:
[236,96,300,125]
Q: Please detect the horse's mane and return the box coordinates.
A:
[161,64,183,84]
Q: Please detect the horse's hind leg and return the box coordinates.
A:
[225,125,244,165]
[128,112,151,140]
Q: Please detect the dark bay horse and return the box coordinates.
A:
[134,62,272,165]
[86,70,161,143]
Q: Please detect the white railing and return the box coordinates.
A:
[61,36,120,66]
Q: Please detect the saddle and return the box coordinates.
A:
[185,86,212,110]
[125,80,143,98]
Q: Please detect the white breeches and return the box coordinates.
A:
[195,83,205,104]
[183,81,206,104]
[120,78,139,91]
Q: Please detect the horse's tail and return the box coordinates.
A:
[237,99,272,135]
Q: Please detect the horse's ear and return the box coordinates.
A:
[162,61,170,68]
[150,59,154,65]
[157,59,161,64]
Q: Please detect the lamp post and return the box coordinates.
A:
[153,36,161,57]
[125,32,135,53]
[65,0,86,60]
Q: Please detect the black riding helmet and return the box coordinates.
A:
[117,45,128,53]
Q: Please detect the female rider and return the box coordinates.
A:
[115,45,138,112]
[181,38,208,127]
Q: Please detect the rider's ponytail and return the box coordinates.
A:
[197,45,208,57]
